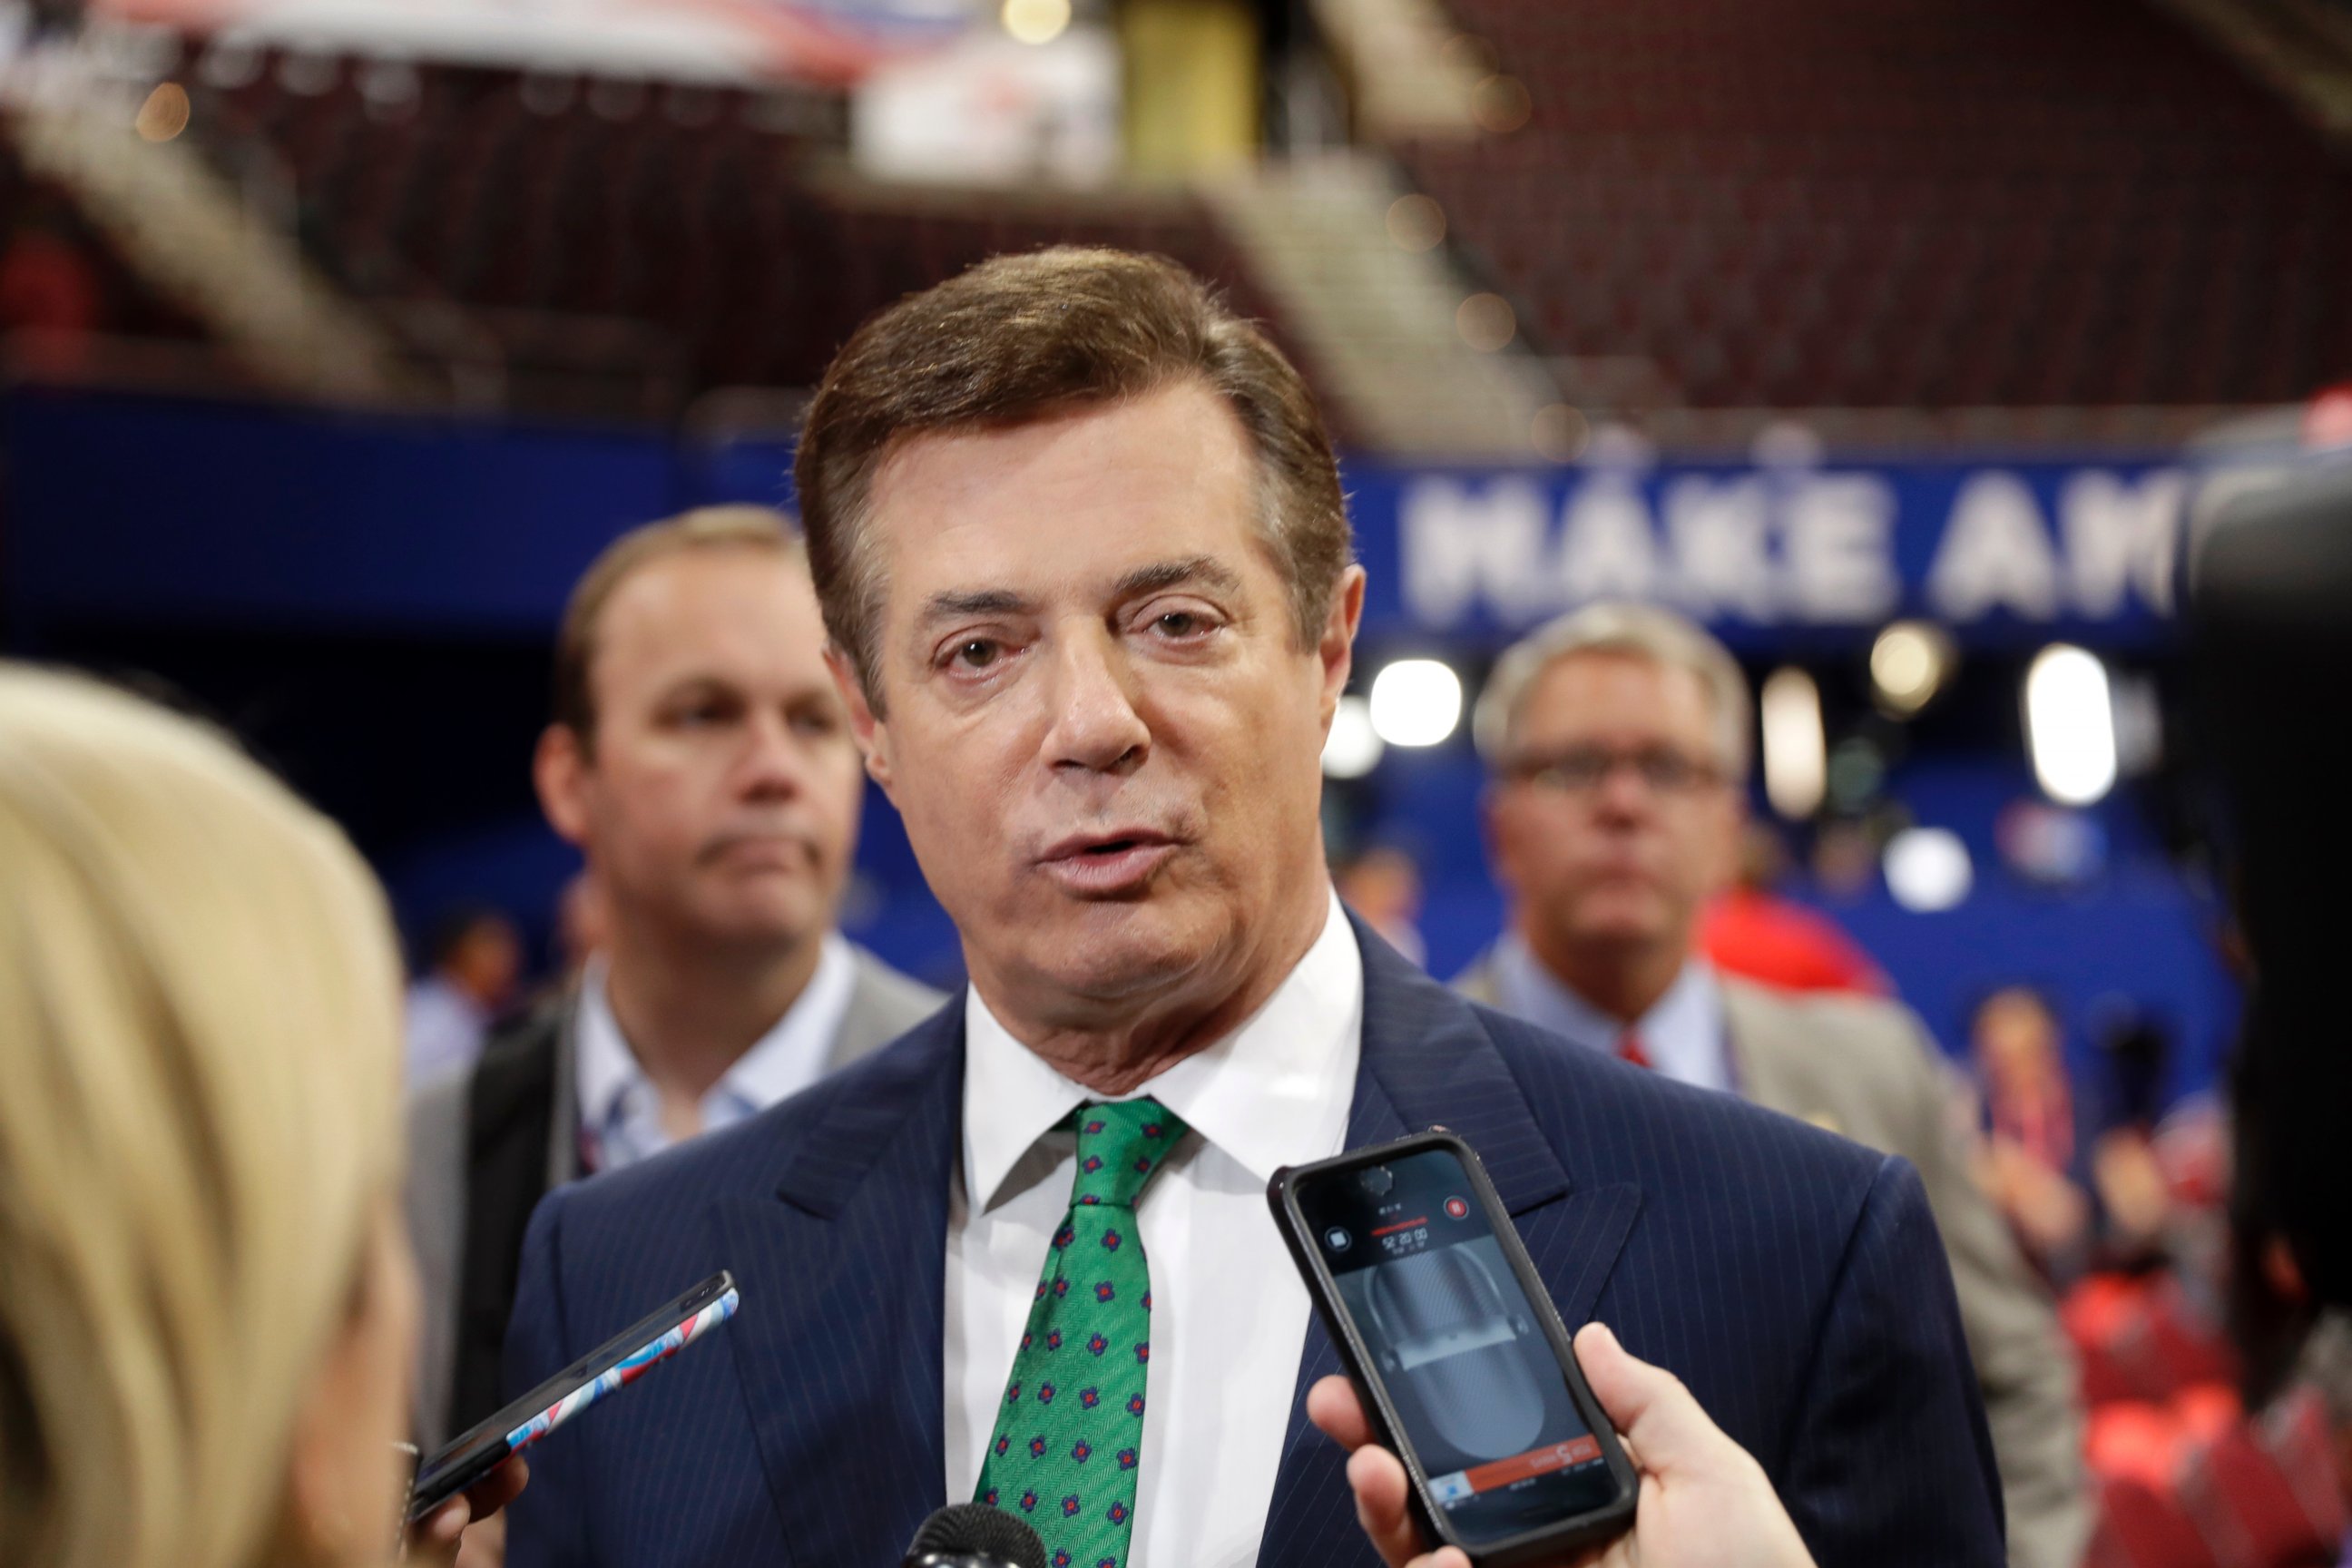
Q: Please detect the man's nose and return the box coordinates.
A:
[1042,625,1151,776]
[738,710,808,799]
[1590,759,1655,821]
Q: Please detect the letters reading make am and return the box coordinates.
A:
[1397,466,2187,633]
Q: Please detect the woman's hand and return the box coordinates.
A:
[1306,1322,1816,1568]
[405,1456,528,1566]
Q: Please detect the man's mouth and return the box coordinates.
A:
[1038,830,1181,895]
[1042,828,1178,861]
[702,833,810,868]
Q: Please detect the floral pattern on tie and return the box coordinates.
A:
[976,1100,1187,1568]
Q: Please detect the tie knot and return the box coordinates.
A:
[1069,1099,1187,1209]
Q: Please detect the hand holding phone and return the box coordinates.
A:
[1308,1321,1818,1568]
[1269,1133,1638,1565]
[402,1454,528,1565]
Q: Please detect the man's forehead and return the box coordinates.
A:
[593,551,826,679]
[873,379,1247,489]
[862,387,1257,577]
[1521,649,1715,734]
[603,549,810,628]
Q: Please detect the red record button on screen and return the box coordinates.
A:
[1444,1197,1469,1220]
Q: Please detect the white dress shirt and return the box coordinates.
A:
[574,934,857,1172]
[946,889,1363,1568]
[1490,934,1734,1093]
[404,973,492,1089]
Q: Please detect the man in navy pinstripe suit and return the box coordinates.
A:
[502,250,2004,1568]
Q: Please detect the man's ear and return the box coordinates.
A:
[826,643,896,798]
[534,724,593,848]
[1316,565,1369,727]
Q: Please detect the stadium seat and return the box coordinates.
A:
[1396,0,2352,407]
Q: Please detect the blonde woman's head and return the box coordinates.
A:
[0,664,415,1568]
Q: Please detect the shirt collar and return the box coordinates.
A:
[1493,934,1727,1081]
[575,961,639,1133]
[574,934,859,1131]
[960,887,1364,1213]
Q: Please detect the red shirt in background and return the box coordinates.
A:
[1698,887,1889,996]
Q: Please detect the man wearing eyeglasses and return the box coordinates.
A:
[1455,602,2089,1568]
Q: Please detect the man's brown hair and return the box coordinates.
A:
[552,505,806,746]
[793,247,1353,706]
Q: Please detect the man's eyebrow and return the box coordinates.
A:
[1113,557,1244,600]
[917,588,1033,625]
[653,673,734,700]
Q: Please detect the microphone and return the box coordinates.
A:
[901,1503,1047,1568]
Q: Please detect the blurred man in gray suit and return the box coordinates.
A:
[1455,603,2090,1568]
[406,508,941,1455]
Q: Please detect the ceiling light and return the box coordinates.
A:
[1759,667,1826,819]
[135,82,190,142]
[1455,293,1515,353]
[1368,660,1464,748]
[1322,695,1385,779]
[1386,194,1446,252]
[2024,644,2118,806]
[1002,0,1071,46]
[1885,827,1974,912]
[1869,620,1955,717]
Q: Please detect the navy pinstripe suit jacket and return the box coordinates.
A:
[502,920,2004,1568]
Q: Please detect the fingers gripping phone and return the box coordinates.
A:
[405,1270,739,1523]
[1269,1133,1637,1566]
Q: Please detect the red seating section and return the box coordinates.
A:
[2175,1397,2345,1568]
[1402,0,2352,407]
[2071,1275,2346,1568]
[181,55,1288,407]
[2089,1475,2222,1568]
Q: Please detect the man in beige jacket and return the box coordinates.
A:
[1455,603,2090,1568]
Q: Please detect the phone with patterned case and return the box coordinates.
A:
[405,1270,739,1523]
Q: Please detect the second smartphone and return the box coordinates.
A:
[1269,1132,1637,1567]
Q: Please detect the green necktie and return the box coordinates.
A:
[976,1099,1188,1568]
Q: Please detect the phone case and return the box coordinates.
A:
[406,1271,740,1521]
[1268,1131,1639,1568]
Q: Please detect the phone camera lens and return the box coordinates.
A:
[1358,1167,1394,1198]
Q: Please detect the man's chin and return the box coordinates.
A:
[685,894,830,954]
[1564,906,1673,953]
[1017,900,1218,1001]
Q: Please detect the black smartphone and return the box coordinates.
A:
[404,1270,739,1523]
[1269,1132,1638,1566]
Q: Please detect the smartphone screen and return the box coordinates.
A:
[1291,1147,1620,1548]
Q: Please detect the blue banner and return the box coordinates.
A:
[1342,458,2186,652]
[5,390,2189,653]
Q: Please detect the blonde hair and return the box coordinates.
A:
[1472,601,1754,779]
[0,665,405,1568]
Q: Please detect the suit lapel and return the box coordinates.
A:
[713,1006,965,1568]
[1261,923,1643,1565]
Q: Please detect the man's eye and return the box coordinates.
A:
[1152,611,1216,639]
[1643,753,1697,789]
[954,640,1001,669]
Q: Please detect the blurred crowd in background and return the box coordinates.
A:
[3,0,2351,1561]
